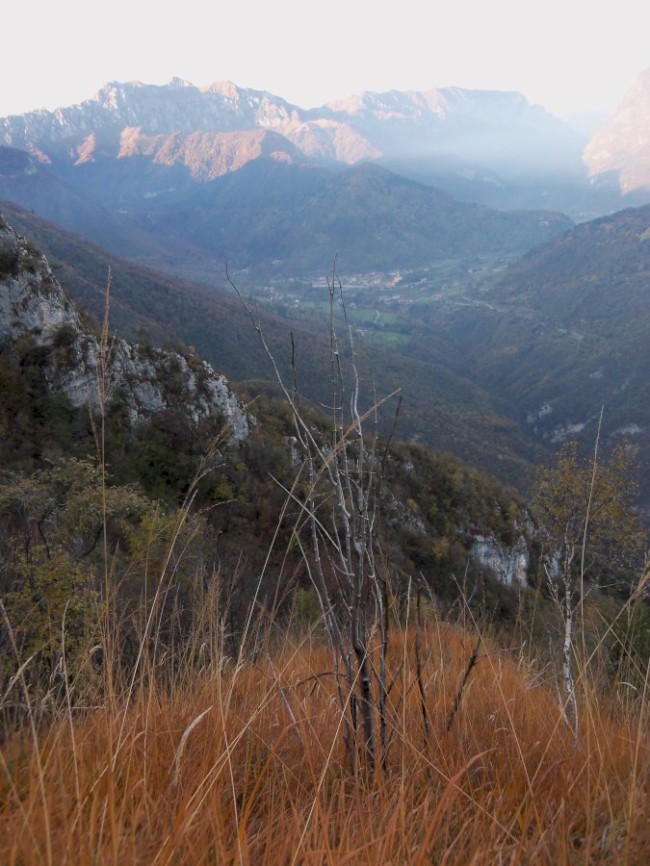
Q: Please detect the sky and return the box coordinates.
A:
[1,0,647,121]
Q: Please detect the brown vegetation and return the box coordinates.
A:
[1,611,649,865]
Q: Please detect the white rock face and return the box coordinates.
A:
[583,67,650,195]
[471,531,529,586]
[614,423,642,436]
[0,80,298,150]
[52,335,250,440]
[550,421,586,444]
[526,402,553,425]
[0,230,83,343]
[0,219,250,441]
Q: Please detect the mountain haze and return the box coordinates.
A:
[3,74,650,226]
[583,67,650,199]
[0,79,581,174]
[0,145,200,266]
[0,138,573,279]
[0,77,596,220]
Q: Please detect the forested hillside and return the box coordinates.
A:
[1,131,649,866]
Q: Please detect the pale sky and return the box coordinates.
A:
[1,0,647,120]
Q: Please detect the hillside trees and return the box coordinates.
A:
[532,435,645,735]
[0,458,152,689]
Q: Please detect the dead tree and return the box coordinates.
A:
[229,265,399,770]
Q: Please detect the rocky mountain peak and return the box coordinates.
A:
[0,217,82,343]
[201,80,244,100]
[0,79,304,156]
[168,77,194,90]
[0,78,583,174]
[92,80,141,111]
[325,86,546,125]
[316,85,583,174]
[583,67,650,196]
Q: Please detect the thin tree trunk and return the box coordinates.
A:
[562,576,578,739]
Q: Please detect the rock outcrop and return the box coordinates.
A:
[0,216,249,440]
[584,67,650,197]
[471,531,530,587]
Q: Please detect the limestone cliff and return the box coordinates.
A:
[0,215,249,440]
[584,68,650,196]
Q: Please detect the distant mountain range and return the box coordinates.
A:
[1,74,649,280]
[0,78,581,176]
[1,74,648,225]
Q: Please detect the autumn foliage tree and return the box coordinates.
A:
[532,436,644,735]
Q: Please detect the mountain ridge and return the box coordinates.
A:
[424,203,650,503]
[583,67,650,197]
[4,73,649,218]
[0,78,589,209]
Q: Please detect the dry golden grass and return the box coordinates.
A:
[1,622,648,865]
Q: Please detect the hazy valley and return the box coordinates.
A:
[1,68,650,864]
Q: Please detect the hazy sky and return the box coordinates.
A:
[1,0,647,119]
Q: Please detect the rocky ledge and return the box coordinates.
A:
[0,215,249,440]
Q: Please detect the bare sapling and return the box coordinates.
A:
[229,264,399,771]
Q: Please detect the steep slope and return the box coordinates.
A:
[584,68,650,199]
[0,214,249,440]
[112,127,307,180]
[0,145,209,268]
[0,202,547,491]
[0,215,536,596]
[426,204,650,501]
[0,198,311,374]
